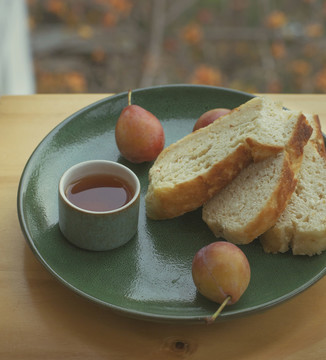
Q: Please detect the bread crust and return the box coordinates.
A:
[146,143,252,219]
[219,154,298,244]
[145,99,312,220]
[260,114,326,256]
[245,138,283,162]
[146,138,291,220]
[202,113,312,244]
[285,114,317,172]
[244,114,312,243]
[312,114,326,156]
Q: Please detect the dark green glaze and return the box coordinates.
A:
[17,85,326,323]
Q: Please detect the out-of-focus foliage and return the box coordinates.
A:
[27,0,326,94]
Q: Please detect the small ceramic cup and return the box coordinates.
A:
[58,160,140,251]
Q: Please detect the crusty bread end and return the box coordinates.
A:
[146,97,311,220]
[260,115,326,256]
[202,113,312,244]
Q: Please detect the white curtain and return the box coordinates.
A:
[0,0,35,95]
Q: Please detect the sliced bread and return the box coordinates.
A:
[145,96,312,219]
[260,115,326,256]
[202,112,312,244]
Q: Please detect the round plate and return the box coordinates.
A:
[17,85,326,323]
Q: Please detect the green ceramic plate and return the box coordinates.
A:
[18,85,326,323]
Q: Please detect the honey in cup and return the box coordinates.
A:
[58,160,140,251]
[66,173,134,212]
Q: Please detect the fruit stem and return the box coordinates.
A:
[205,295,232,324]
[128,89,132,106]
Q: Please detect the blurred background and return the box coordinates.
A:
[1,0,326,95]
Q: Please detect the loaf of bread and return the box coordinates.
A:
[145,96,312,220]
[202,112,312,244]
[260,114,326,255]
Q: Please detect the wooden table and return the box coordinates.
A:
[1,93,325,359]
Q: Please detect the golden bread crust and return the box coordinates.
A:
[202,113,312,244]
[245,138,283,162]
[229,154,297,244]
[146,144,252,219]
[260,114,326,256]
[241,114,312,243]
[145,97,312,220]
[312,114,326,157]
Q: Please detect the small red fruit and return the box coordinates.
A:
[115,90,165,163]
[192,241,251,322]
[193,108,231,131]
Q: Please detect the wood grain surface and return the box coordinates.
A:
[0,93,325,360]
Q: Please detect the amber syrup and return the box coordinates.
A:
[66,173,133,212]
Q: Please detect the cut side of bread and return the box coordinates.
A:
[146,96,312,219]
[260,115,326,256]
[202,113,312,245]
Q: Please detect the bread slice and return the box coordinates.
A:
[202,112,312,244]
[260,114,326,255]
[145,96,312,220]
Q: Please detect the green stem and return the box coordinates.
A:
[128,89,132,106]
[205,295,231,324]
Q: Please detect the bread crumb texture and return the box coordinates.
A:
[146,96,309,220]
[202,152,294,244]
[261,114,326,256]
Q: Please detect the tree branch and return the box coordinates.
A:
[139,0,167,87]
